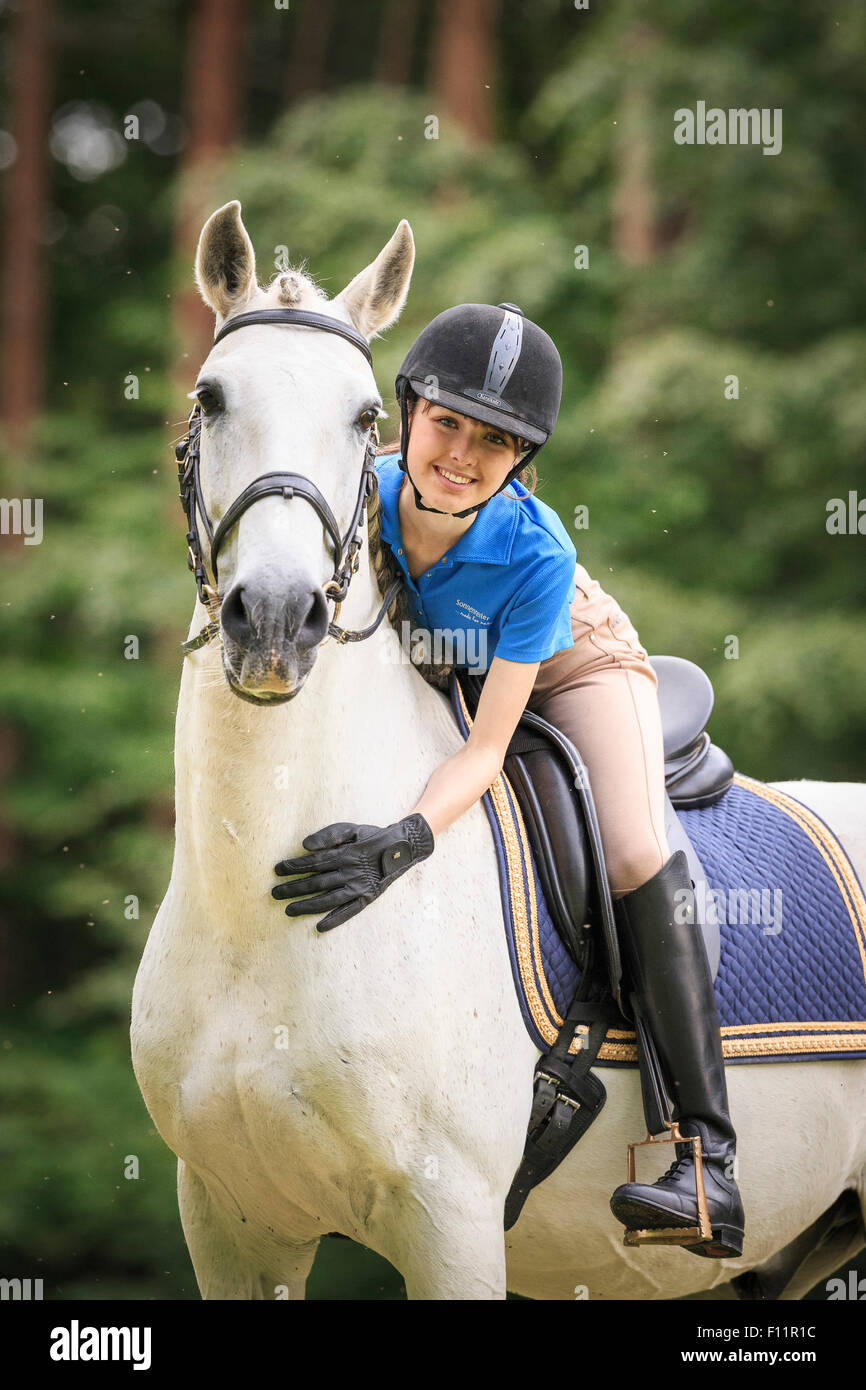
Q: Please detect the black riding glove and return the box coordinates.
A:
[272,813,435,932]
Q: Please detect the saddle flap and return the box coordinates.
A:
[461,673,592,964]
[502,740,593,964]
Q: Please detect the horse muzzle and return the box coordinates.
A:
[219,574,329,702]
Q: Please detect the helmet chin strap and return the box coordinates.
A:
[396,392,538,520]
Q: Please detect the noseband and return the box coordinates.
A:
[175,307,402,656]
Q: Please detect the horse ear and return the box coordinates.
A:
[333,220,415,340]
[195,201,258,320]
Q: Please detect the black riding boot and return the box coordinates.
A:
[609,850,745,1258]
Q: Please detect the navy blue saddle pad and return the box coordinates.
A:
[449,677,866,1066]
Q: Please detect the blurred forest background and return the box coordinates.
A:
[0,0,864,1299]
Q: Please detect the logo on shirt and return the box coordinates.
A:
[455,599,491,626]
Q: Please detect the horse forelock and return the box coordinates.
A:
[262,264,329,310]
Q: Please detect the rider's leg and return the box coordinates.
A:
[527,563,670,896]
[607,851,745,1257]
[527,565,744,1257]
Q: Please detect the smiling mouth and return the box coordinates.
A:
[433,464,475,486]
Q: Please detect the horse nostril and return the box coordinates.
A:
[221,584,255,645]
[220,581,329,651]
[294,587,330,646]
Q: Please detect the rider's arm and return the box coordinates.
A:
[408,655,541,837]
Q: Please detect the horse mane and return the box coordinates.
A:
[366,476,454,692]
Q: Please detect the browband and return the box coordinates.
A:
[213,308,373,366]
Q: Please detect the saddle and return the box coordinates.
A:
[456,653,734,1228]
[460,654,732,989]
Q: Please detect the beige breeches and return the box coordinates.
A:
[526,563,671,898]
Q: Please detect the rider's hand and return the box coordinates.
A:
[272,814,435,932]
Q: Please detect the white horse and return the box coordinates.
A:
[132,201,866,1300]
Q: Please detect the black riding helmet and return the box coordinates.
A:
[394,302,563,518]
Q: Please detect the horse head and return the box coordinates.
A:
[188,200,415,704]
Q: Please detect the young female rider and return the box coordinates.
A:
[272,303,745,1260]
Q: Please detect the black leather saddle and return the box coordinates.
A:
[457,654,733,988]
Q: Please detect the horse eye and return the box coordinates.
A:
[359,406,380,431]
[195,382,222,414]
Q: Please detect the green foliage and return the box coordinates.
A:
[0,1024,195,1299]
[2,9,864,1300]
[213,82,866,781]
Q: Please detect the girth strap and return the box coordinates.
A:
[504,980,617,1231]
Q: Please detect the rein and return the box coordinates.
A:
[174,307,403,656]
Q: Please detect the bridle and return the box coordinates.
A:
[174,307,403,657]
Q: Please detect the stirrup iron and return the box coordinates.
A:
[621,1120,713,1247]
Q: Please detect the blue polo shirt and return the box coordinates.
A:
[373,453,577,675]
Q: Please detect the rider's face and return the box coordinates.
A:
[405,399,523,510]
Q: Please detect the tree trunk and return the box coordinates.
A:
[377,0,421,88]
[285,0,335,103]
[1,0,52,453]
[173,0,248,386]
[611,26,659,267]
[430,0,501,144]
